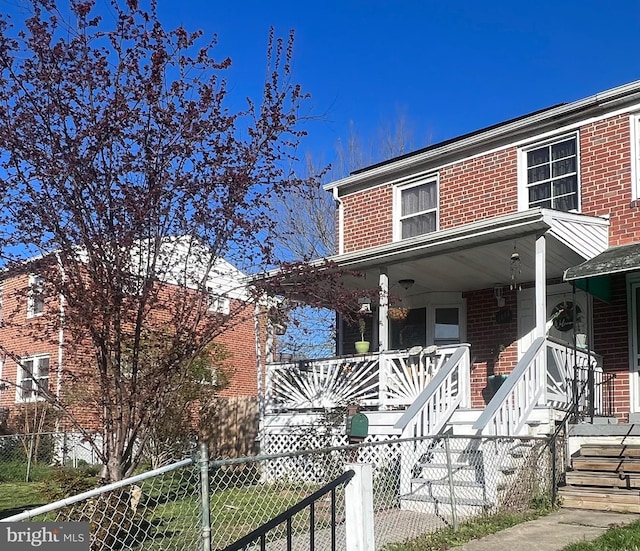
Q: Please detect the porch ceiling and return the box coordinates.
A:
[330,208,609,295]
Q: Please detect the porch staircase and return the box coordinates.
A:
[559,444,640,513]
[399,435,538,519]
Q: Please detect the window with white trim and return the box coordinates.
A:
[522,135,579,212]
[631,114,640,200]
[206,287,230,315]
[395,176,438,240]
[27,274,44,318]
[16,355,50,402]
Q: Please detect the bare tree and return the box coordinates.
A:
[0,0,349,481]
[274,114,428,358]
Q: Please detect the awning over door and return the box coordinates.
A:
[564,243,640,302]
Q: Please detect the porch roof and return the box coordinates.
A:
[564,242,640,302]
[328,208,609,295]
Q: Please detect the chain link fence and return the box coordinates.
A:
[0,432,102,483]
[1,432,564,550]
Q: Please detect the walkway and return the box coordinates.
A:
[449,509,640,551]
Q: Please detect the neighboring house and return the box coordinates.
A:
[0,238,266,457]
[262,79,640,438]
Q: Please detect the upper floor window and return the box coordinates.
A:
[27,274,44,318]
[632,114,640,200]
[16,355,50,402]
[207,287,230,315]
[395,176,438,240]
[522,135,579,212]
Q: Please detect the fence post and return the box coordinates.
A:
[550,434,557,505]
[345,463,375,551]
[444,436,459,531]
[199,442,211,551]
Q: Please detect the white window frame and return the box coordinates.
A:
[15,354,50,403]
[518,133,580,213]
[393,174,439,241]
[27,274,44,318]
[631,114,640,201]
[206,287,230,315]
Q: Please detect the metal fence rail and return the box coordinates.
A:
[0,433,563,551]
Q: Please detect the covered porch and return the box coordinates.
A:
[261,208,612,438]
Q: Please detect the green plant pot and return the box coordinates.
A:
[488,374,507,392]
[355,341,370,354]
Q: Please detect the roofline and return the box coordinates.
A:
[324,208,609,269]
[324,80,640,193]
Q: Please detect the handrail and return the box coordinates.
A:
[394,344,470,432]
[221,469,355,551]
[473,337,546,434]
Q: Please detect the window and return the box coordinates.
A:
[523,136,579,212]
[632,115,640,200]
[207,287,230,315]
[434,307,460,346]
[396,177,438,240]
[27,274,44,318]
[16,355,50,402]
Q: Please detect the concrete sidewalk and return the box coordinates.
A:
[451,509,640,551]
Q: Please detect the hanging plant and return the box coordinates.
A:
[388,307,409,321]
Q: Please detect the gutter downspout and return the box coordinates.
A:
[333,187,345,356]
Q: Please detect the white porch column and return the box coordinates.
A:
[378,269,389,352]
[535,233,547,406]
[535,233,547,338]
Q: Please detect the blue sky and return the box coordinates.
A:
[2,0,639,168]
[153,0,640,167]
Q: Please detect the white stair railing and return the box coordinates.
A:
[393,344,471,438]
[473,337,546,436]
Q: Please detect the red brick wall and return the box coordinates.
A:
[580,114,638,245]
[341,185,393,252]
[440,148,518,228]
[464,287,518,407]
[592,274,630,421]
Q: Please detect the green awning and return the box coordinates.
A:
[564,243,640,302]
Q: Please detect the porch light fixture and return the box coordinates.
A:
[358,297,372,313]
[494,285,505,307]
[510,245,522,291]
[398,279,415,290]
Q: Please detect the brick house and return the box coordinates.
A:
[261,80,640,443]
[0,239,267,454]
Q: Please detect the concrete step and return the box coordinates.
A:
[400,493,490,507]
[411,478,483,489]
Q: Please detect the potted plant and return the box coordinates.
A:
[355,317,370,354]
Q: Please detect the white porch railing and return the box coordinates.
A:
[393,344,471,438]
[473,337,547,436]
[474,337,605,435]
[264,345,460,412]
[546,336,603,412]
